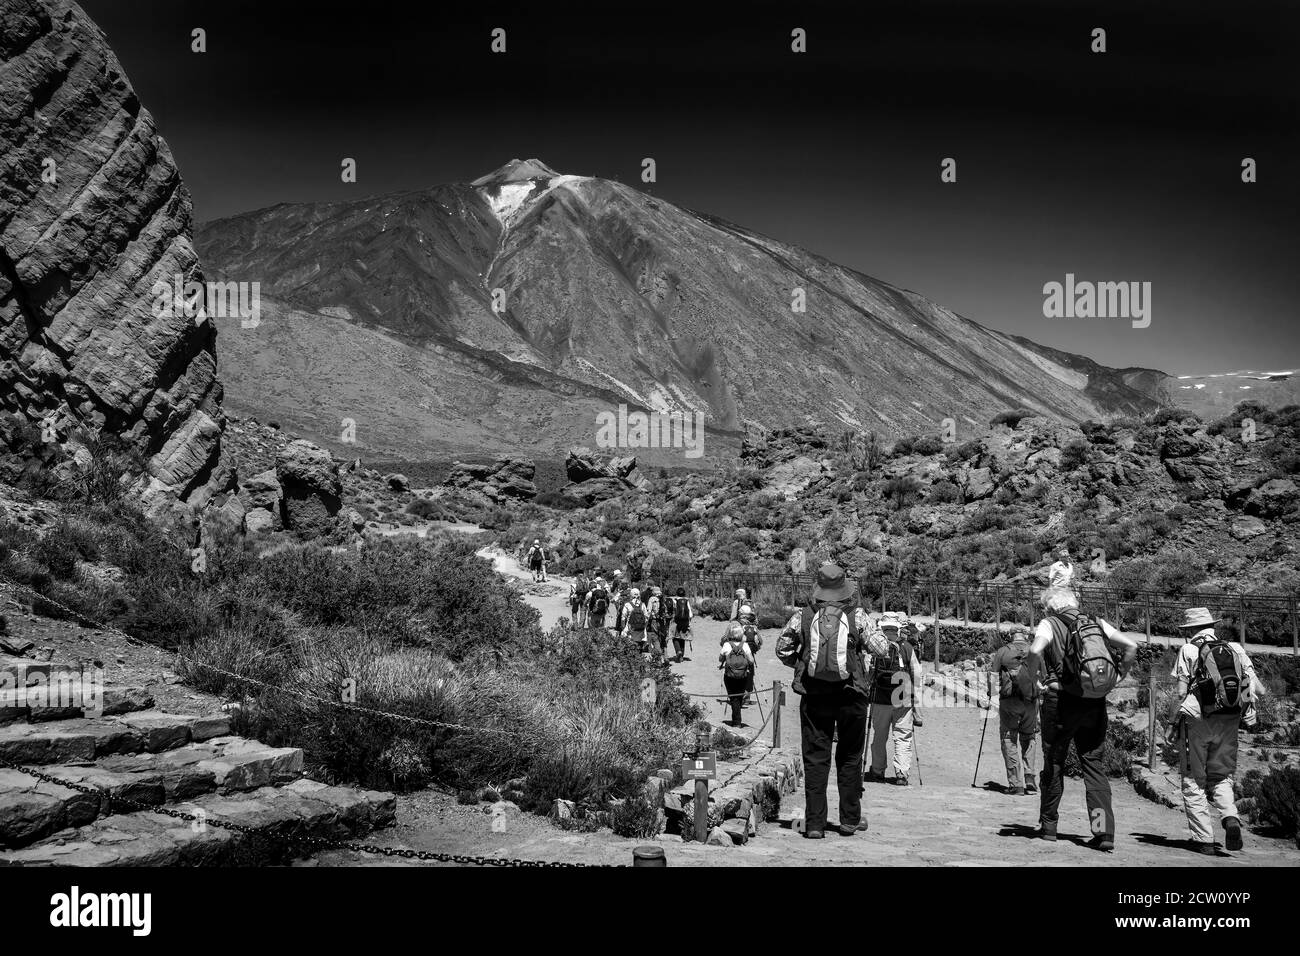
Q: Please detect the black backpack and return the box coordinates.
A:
[1191,635,1244,715]
[724,642,751,680]
[590,587,608,615]
[673,597,691,627]
[998,641,1037,700]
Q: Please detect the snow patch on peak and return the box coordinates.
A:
[482,182,537,225]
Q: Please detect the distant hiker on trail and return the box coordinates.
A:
[1024,588,1137,851]
[570,572,590,629]
[1169,607,1264,856]
[986,627,1040,795]
[719,632,756,727]
[722,604,763,705]
[647,586,670,658]
[1046,547,1074,594]
[585,577,610,631]
[669,586,693,662]
[730,588,748,621]
[526,539,547,583]
[866,613,924,786]
[776,562,886,839]
[622,592,652,655]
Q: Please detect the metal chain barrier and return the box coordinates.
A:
[0,755,600,867]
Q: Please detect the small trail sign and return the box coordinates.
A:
[681,752,716,781]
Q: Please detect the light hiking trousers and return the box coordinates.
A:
[999,700,1040,790]
[869,703,914,777]
[1181,713,1241,845]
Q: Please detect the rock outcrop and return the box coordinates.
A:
[0,0,232,526]
[444,456,537,503]
[275,440,342,537]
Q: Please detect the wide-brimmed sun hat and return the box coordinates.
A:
[1178,607,1221,629]
[812,562,854,604]
[879,612,906,631]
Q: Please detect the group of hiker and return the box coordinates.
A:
[556,543,1267,856]
[568,569,696,663]
[775,560,1266,856]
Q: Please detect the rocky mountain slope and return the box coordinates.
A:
[197,158,1170,461]
[0,0,233,526]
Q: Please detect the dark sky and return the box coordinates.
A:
[81,0,1300,376]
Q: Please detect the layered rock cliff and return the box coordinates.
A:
[0,0,232,525]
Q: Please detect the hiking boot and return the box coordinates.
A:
[836,821,869,836]
[895,774,909,787]
[864,769,887,783]
[1037,827,1058,842]
[1195,842,1218,856]
[1010,786,1025,796]
[1088,835,1115,853]
[1224,817,1243,851]
[805,829,825,840]
[1025,784,1038,795]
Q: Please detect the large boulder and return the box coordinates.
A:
[275,440,342,537]
[765,455,821,500]
[0,0,234,524]
[1244,478,1298,520]
[564,447,638,484]
[444,456,537,503]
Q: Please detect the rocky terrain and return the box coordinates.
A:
[0,0,233,530]
[197,158,1171,461]
[481,406,1300,637]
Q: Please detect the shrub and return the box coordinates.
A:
[1060,440,1092,471]
[928,479,960,504]
[610,793,664,838]
[1239,766,1300,844]
[883,476,922,510]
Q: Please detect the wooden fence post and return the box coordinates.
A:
[1145,597,1152,644]
[1239,594,1247,645]
[1147,673,1158,771]
[772,680,782,747]
[1292,599,1299,657]
[994,589,1002,635]
[907,582,913,618]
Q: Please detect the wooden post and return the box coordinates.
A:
[1292,599,1298,657]
[907,583,913,618]
[1147,673,1158,771]
[1239,594,1247,644]
[1145,597,1152,644]
[694,778,709,843]
[963,588,970,626]
[772,680,782,747]
[693,730,710,843]
[994,589,1002,635]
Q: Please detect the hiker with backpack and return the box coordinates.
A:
[622,592,652,654]
[1024,588,1137,851]
[776,563,888,839]
[526,539,547,583]
[724,604,763,704]
[719,631,756,727]
[730,588,748,621]
[585,577,611,631]
[648,586,671,658]
[668,587,693,662]
[986,627,1040,795]
[865,613,925,786]
[570,573,590,629]
[1169,607,1264,855]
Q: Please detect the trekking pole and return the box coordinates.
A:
[972,705,989,788]
[914,734,923,787]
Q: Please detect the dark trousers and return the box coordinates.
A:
[672,636,686,659]
[723,675,748,725]
[1039,690,1114,839]
[800,685,869,832]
